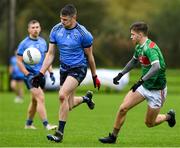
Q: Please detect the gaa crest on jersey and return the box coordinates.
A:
[74,33,79,40]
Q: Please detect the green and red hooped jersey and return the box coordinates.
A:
[133,39,166,90]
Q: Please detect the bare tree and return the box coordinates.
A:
[8,0,16,53]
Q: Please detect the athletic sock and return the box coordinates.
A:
[26,119,33,126]
[58,120,66,134]
[112,128,120,137]
[43,120,49,127]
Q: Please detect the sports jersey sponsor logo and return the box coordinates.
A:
[139,56,150,66]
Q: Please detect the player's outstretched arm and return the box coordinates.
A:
[121,57,139,74]
[113,57,138,85]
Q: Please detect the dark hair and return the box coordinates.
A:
[130,21,148,36]
[28,19,40,27]
[60,4,77,17]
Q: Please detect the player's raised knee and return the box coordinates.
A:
[59,93,67,102]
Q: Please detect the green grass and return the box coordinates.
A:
[0,69,180,147]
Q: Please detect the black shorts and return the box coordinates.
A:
[60,66,87,86]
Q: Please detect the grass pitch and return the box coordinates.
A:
[0,69,180,147]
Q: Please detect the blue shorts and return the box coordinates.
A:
[11,77,24,81]
[60,66,87,86]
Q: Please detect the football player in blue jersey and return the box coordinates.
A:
[17,20,57,130]
[9,50,24,103]
[32,4,101,142]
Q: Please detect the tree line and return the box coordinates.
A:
[0,0,180,68]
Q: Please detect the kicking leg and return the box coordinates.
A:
[145,106,176,127]
[99,90,145,143]
[69,90,94,110]
[113,91,144,133]
[145,106,161,127]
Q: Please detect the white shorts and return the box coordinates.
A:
[137,85,167,109]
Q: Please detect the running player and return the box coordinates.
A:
[99,21,176,144]
[32,4,101,142]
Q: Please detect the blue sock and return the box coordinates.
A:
[26,119,33,126]
[43,120,48,127]
[58,121,66,133]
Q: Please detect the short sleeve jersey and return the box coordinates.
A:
[133,39,166,90]
[49,23,93,68]
[10,56,24,79]
[17,36,47,74]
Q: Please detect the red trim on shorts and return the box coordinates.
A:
[160,89,165,107]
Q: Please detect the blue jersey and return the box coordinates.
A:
[17,36,47,74]
[10,56,24,79]
[49,23,93,68]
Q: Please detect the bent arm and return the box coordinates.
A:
[142,61,160,81]
[84,46,97,76]
[40,43,55,74]
[121,57,139,75]
[16,55,29,76]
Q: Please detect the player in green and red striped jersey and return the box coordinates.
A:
[99,21,176,144]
